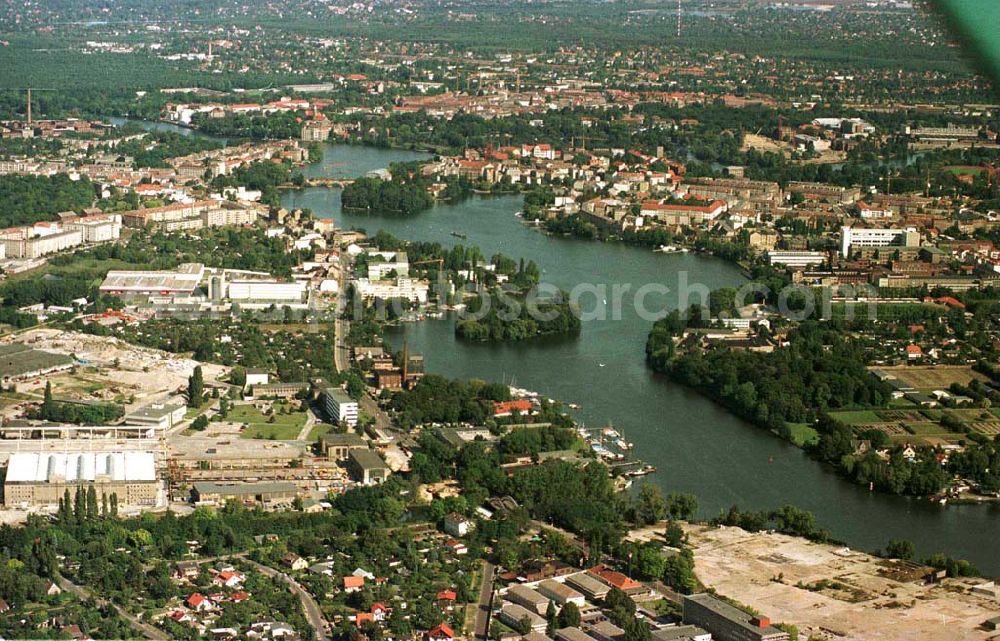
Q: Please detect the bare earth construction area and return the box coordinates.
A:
[685,524,1000,641]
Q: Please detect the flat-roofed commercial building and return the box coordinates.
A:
[100,263,205,298]
[191,481,298,506]
[347,449,389,486]
[586,621,625,641]
[250,382,309,400]
[565,572,611,601]
[556,627,600,641]
[766,250,827,269]
[4,451,159,507]
[319,432,368,461]
[324,388,359,427]
[0,344,74,382]
[651,625,712,641]
[123,396,187,431]
[682,593,789,641]
[505,584,549,615]
[226,280,307,303]
[499,604,547,634]
[537,579,586,607]
[840,226,920,258]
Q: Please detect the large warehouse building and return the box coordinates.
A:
[100,262,205,298]
[3,452,159,508]
[0,343,75,383]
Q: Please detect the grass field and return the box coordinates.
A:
[8,257,144,285]
[828,410,884,425]
[231,402,307,440]
[185,398,214,420]
[786,422,819,447]
[904,422,953,436]
[307,423,334,441]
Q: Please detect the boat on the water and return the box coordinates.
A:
[615,438,633,450]
[451,231,468,239]
[626,464,657,477]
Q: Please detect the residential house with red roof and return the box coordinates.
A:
[427,623,454,641]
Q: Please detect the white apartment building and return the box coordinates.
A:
[201,206,259,228]
[857,203,894,220]
[323,388,359,427]
[65,214,122,243]
[354,277,429,303]
[767,250,827,269]
[226,280,307,303]
[367,251,410,280]
[0,225,83,259]
[841,226,920,257]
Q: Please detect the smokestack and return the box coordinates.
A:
[26,88,31,125]
[402,339,409,386]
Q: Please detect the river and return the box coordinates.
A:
[118,120,1000,574]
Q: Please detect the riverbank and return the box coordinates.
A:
[275,149,1000,577]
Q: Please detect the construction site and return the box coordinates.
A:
[681,523,1000,641]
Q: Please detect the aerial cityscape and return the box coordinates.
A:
[0,0,997,639]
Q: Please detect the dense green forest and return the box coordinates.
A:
[31,382,124,425]
[194,113,304,140]
[390,374,511,429]
[0,174,95,227]
[646,319,889,434]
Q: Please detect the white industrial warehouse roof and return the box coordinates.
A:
[5,452,156,483]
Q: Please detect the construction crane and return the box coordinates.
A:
[6,88,56,125]
[411,257,445,272]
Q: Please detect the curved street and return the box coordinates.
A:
[57,575,170,641]
[244,558,331,641]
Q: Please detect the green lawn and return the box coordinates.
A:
[905,422,953,436]
[184,398,213,420]
[307,423,334,441]
[230,403,308,440]
[786,422,819,447]
[828,410,884,425]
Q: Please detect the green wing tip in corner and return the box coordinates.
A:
[931,0,1000,92]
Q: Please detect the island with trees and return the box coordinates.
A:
[456,288,581,342]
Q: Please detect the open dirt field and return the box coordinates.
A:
[8,329,228,409]
[684,524,1000,641]
[876,365,988,391]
